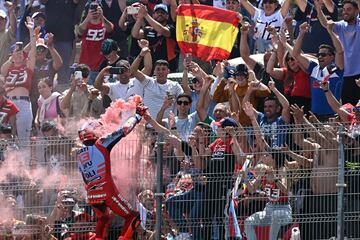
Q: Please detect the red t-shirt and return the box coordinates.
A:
[5,65,33,93]
[0,98,20,124]
[282,68,311,98]
[79,22,106,71]
[262,179,288,203]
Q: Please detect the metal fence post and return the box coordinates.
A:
[337,124,346,240]
[155,134,164,240]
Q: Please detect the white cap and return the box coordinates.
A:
[0,10,7,19]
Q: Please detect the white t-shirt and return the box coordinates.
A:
[253,9,284,41]
[163,112,199,141]
[106,78,143,101]
[141,76,183,118]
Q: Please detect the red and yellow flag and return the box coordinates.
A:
[176,4,239,62]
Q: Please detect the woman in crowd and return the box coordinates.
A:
[35,79,63,129]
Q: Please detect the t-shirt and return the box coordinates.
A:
[140,76,183,118]
[5,65,33,93]
[294,0,338,54]
[79,22,107,71]
[144,24,179,72]
[262,179,288,203]
[0,98,19,124]
[106,78,143,101]
[37,97,59,122]
[257,112,287,148]
[162,112,199,141]
[253,9,283,41]
[308,60,344,115]
[333,19,360,77]
[281,68,311,98]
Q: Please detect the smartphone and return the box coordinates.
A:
[89,3,98,12]
[74,71,82,80]
[166,91,174,100]
[109,67,125,74]
[185,53,192,65]
[15,42,24,52]
[127,6,139,15]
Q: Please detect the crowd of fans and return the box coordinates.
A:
[0,0,360,239]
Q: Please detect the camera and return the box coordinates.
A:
[74,71,83,80]
[127,6,139,14]
[109,67,125,75]
[89,3,98,11]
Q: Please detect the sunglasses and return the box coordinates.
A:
[286,57,295,62]
[225,0,239,4]
[177,100,190,106]
[36,47,47,53]
[316,52,332,58]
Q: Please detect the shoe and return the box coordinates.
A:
[136,105,148,116]
[174,232,192,240]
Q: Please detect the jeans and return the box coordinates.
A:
[166,187,203,239]
[12,99,33,141]
[244,202,292,240]
[54,41,74,84]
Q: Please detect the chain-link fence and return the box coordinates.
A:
[0,122,359,240]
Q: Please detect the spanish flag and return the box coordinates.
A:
[176,4,239,61]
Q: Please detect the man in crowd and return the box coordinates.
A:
[0,1,16,67]
[75,1,114,85]
[293,21,344,120]
[133,59,183,118]
[316,0,360,106]
[60,64,104,119]
[132,3,179,72]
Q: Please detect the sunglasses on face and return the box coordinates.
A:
[316,52,332,58]
[263,0,277,4]
[36,47,46,53]
[177,100,190,106]
[286,57,295,62]
[225,0,239,4]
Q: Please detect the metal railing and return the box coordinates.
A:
[0,122,359,240]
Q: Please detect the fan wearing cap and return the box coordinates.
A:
[1,17,37,142]
[199,117,246,239]
[76,1,114,84]
[0,1,16,67]
[213,64,270,126]
[131,3,179,72]
[76,104,148,240]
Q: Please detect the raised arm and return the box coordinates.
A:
[295,0,307,12]
[266,51,286,80]
[243,101,270,152]
[268,80,290,123]
[196,76,213,122]
[25,17,36,71]
[130,39,152,76]
[118,6,128,31]
[292,22,310,70]
[320,81,350,122]
[314,0,329,28]
[131,7,145,39]
[240,24,257,70]
[280,0,292,18]
[4,1,16,37]
[94,67,111,95]
[225,126,246,165]
[326,21,344,70]
[239,0,256,17]
[47,33,63,71]
[156,97,173,125]
[141,5,170,37]
[181,59,192,96]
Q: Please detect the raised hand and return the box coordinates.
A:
[299,22,310,34]
[319,80,329,91]
[290,104,304,120]
[243,101,255,118]
[25,16,35,31]
[268,80,276,91]
[47,33,54,48]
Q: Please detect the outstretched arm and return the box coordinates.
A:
[268,80,290,123]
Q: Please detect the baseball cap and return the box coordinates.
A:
[36,38,48,49]
[0,10,6,19]
[235,63,249,77]
[154,4,168,13]
[219,117,238,128]
[116,59,130,69]
[31,11,46,20]
[101,38,119,55]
